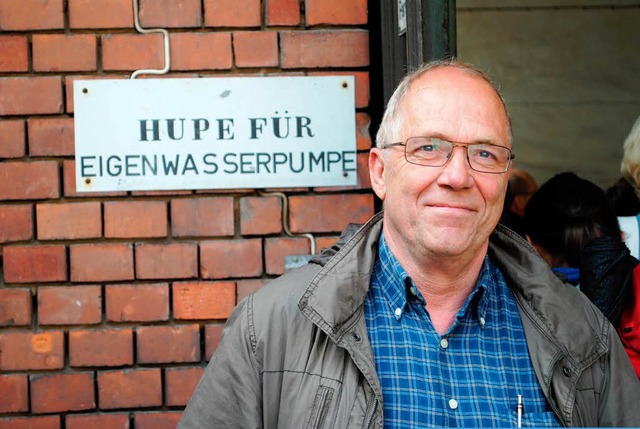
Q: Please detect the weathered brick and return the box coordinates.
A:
[69,0,133,29]
[204,323,224,360]
[0,374,28,413]
[0,77,63,116]
[233,32,278,68]
[135,242,197,279]
[69,328,133,367]
[28,117,75,157]
[0,0,64,30]
[0,35,28,72]
[315,235,339,253]
[173,281,236,320]
[104,201,167,238]
[66,413,130,429]
[165,367,204,406]
[31,372,95,414]
[3,244,67,283]
[240,196,282,235]
[98,369,162,409]
[170,32,232,71]
[105,283,169,322]
[171,197,234,237]
[0,161,60,201]
[36,202,101,240]
[70,243,134,282]
[0,204,33,243]
[236,278,265,303]
[137,324,200,364]
[204,0,260,27]
[0,119,26,158]
[289,193,373,232]
[33,34,97,72]
[266,0,300,26]
[62,160,127,198]
[200,239,263,279]
[281,30,369,68]
[102,33,164,71]
[0,331,64,371]
[306,0,367,25]
[38,286,102,326]
[140,0,202,28]
[0,288,32,327]
[356,112,372,150]
[134,412,182,429]
[264,237,311,275]
[0,416,60,429]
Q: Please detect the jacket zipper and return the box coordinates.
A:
[362,396,378,429]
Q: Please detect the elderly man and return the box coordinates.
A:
[178,60,640,428]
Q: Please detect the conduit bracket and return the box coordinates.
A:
[131,0,171,79]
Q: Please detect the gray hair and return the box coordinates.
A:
[620,115,640,191]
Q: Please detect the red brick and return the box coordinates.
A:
[165,367,204,406]
[266,0,300,26]
[170,32,232,71]
[356,113,372,150]
[70,243,134,282]
[0,0,64,30]
[265,237,310,275]
[3,244,66,283]
[237,278,266,303]
[306,0,367,25]
[204,323,224,360]
[289,193,373,233]
[134,412,182,429]
[104,201,167,238]
[204,0,260,27]
[0,161,60,201]
[140,0,202,27]
[0,288,32,327]
[0,119,26,158]
[281,30,369,69]
[31,372,95,414]
[137,324,200,364]
[240,196,282,235]
[33,34,97,72]
[36,202,101,240]
[0,204,33,243]
[0,35,28,72]
[0,77,62,116]
[28,117,75,157]
[173,281,235,320]
[135,242,197,279]
[98,369,162,409]
[233,31,278,68]
[171,197,234,237]
[66,413,130,429]
[0,331,64,371]
[105,283,169,322]
[200,239,263,279]
[63,160,128,198]
[69,328,133,367]
[0,374,28,413]
[38,286,102,326]
[102,33,164,71]
[69,0,133,29]
[64,75,129,114]
[0,416,60,429]
[316,235,339,253]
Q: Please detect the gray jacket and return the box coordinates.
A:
[178,212,640,428]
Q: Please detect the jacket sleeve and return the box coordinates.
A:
[177,296,263,429]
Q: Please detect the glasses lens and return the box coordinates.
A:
[467,144,511,173]
[405,137,451,166]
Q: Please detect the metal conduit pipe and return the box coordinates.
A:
[131,0,171,79]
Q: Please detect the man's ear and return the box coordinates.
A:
[369,148,387,201]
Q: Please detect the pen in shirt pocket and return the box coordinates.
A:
[516,394,524,428]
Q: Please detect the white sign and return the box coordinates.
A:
[73,76,357,192]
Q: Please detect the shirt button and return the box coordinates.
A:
[394,308,402,318]
[479,317,486,327]
[449,398,459,410]
[409,286,417,296]
[440,338,449,349]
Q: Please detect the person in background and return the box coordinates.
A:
[500,168,537,236]
[178,60,640,429]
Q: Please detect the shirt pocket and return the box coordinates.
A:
[502,409,560,427]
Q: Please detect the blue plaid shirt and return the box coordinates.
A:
[364,234,560,428]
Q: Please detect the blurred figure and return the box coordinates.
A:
[500,168,537,236]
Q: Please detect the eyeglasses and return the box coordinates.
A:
[383,136,515,174]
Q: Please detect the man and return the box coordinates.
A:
[178,60,640,428]
[508,168,538,217]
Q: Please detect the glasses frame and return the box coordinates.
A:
[383,137,515,174]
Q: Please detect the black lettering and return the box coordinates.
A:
[256,152,271,174]
[326,152,341,172]
[295,116,314,137]
[223,153,238,173]
[203,153,218,174]
[342,151,357,172]
[217,118,234,140]
[182,154,198,175]
[107,156,122,176]
[167,118,185,140]
[162,155,180,175]
[139,119,160,141]
[142,155,158,175]
[240,153,255,173]
[80,156,96,177]
[272,111,290,138]
[273,152,287,173]
[125,155,140,176]
[309,152,325,172]
[193,119,210,140]
[249,118,267,139]
[290,152,304,173]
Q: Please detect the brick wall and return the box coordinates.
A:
[0,0,373,427]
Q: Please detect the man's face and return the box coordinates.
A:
[369,67,511,261]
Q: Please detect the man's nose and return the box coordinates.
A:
[436,146,473,188]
